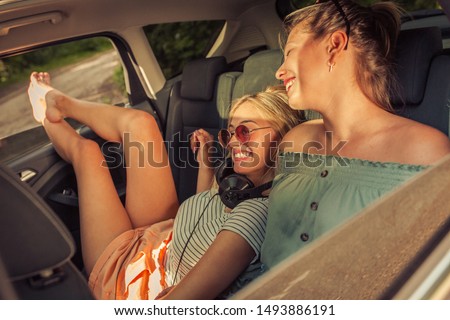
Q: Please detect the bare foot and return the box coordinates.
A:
[28,72,64,123]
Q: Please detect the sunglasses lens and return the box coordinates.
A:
[235,125,250,143]
[218,129,231,147]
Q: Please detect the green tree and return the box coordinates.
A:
[144,21,224,79]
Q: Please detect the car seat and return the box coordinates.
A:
[217,48,322,121]
[216,49,283,115]
[393,26,450,135]
[165,57,228,202]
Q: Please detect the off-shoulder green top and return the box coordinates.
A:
[261,152,428,269]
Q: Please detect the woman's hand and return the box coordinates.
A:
[191,129,216,193]
[190,129,215,169]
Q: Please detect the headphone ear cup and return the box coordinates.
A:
[214,157,234,185]
[214,156,272,209]
[218,174,255,209]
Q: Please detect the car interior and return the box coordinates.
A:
[0,0,450,299]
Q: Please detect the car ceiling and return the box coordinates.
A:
[0,0,276,55]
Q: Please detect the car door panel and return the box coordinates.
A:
[5,125,128,271]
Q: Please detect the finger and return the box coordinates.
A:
[198,128,213,139]
[197,134,206,143]
[197,129,209,139]
[190,132,199,152]
[190,136,196,151]
[199,130,215,143]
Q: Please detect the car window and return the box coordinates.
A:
[276,1,449,48]
[277,0,443,22]
[143,20,225,79]
[286,0,441,11]
[0,37,128,163]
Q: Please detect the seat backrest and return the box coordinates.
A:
[0,165,93,299]
[165,57,228,202]
[232,49,284,99]
[216,49,283,116]
[217,48,322,122]
[393,27,450,136]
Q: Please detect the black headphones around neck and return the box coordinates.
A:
[214,157,272,209]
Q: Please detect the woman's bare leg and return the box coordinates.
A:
[28,72,179,228]
[41,118,131,274]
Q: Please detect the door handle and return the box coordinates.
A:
[0,11,63,36]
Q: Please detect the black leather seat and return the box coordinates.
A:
[0,165,93,299]
[165,57,228,202]
[393,26,450,135]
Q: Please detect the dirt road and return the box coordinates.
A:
[0,50,125,139]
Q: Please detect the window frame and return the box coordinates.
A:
[0,32,160,164]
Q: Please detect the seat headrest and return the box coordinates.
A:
[0,166,75,280]
[232,49,283,99]
[181,56,227,101]
[392,27,442,106]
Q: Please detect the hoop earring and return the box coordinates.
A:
[328,61,336,73]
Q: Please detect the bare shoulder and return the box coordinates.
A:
[280,119,324,153]
[394,118,450,165]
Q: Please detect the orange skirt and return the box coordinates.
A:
[88,219,174,300]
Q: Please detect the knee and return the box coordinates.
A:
[74,139,103,163]
[125,110,158,136]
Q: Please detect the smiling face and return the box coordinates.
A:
[226,101,278,186]
[276,27,330,111]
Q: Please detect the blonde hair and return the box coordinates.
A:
[211,86,303,190]
[228,85,304,139]
[281,1,403,112]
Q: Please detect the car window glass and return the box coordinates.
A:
[287,0,441,11]
[143,20,225,79]
[277,1,449,48]
[0,37,128,163]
